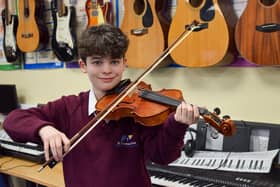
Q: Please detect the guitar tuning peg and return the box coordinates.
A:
[213,107,221,115]
[222,115,231,120]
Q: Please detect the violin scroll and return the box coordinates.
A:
[201,108,236,136]
[220,119,236,136]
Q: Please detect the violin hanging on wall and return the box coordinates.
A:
[51,0,77,62]
[168,0,230,67]
[1,0,20,62]
[235,0,280,66]
[121,0,165,68]
[16,0,49,52]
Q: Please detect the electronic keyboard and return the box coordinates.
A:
[0,129,45,163]
[148,162,280,187]
[170,149,279,173]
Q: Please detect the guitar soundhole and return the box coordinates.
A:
[134,0,145,15]
[260,0,277,6]
[189,0,204,8]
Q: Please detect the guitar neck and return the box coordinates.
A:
[23,0,30,17]
[4,0,11,24]
[57,0,66,16]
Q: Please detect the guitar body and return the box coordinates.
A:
[16,0,49,52]
[51,0,77,62]
[235,0,280,66]
[100,1,113,24]
[1,9,20,62]
[86,0,105,27]
[168,0,229,67]
[121,0,165,68]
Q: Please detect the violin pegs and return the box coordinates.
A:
[213,107,221,115]
[222,115,231,120]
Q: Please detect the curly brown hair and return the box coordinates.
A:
[78,24,129,63]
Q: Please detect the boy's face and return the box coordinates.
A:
[79,55,127,97]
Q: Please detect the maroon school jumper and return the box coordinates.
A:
[3,91,188,187]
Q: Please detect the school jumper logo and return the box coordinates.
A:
[116,134,137,147]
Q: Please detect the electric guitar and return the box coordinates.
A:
[235,0,280,66]
[86,0,112,27]
[101,0,112,24]
[1,0,20,62]
[168,0,230,67]
[51,0,77,62]
[121,0,165,68]
[16,0,49,52]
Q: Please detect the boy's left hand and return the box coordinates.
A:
[174,101,200,125]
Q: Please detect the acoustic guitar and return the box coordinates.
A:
[16,0,49,52]
[121,0,165,68]
[86,0,112,27]
[168,0,230,67]
[235,0,280,66]
[1,0,20,62]
[51,0,77,62]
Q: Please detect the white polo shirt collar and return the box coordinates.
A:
[88,88,96,116]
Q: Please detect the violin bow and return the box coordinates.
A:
[38,21,208,172]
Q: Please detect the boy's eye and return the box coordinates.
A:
[111,60,120,64]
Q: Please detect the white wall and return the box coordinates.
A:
[1,66,280,124]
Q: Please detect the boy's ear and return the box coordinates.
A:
[79,59,87,73]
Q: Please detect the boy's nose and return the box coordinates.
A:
[102,62,112,73]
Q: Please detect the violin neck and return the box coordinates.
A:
[138,89,207,115]
[139,89,180,107]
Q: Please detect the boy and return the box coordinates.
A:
[3,24,199,187]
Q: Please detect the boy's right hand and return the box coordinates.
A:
[38,125,70,162]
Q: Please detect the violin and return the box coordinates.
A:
[38,22,234,171]
[96,80,235,136]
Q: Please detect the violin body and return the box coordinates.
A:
[96,82,183,126]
